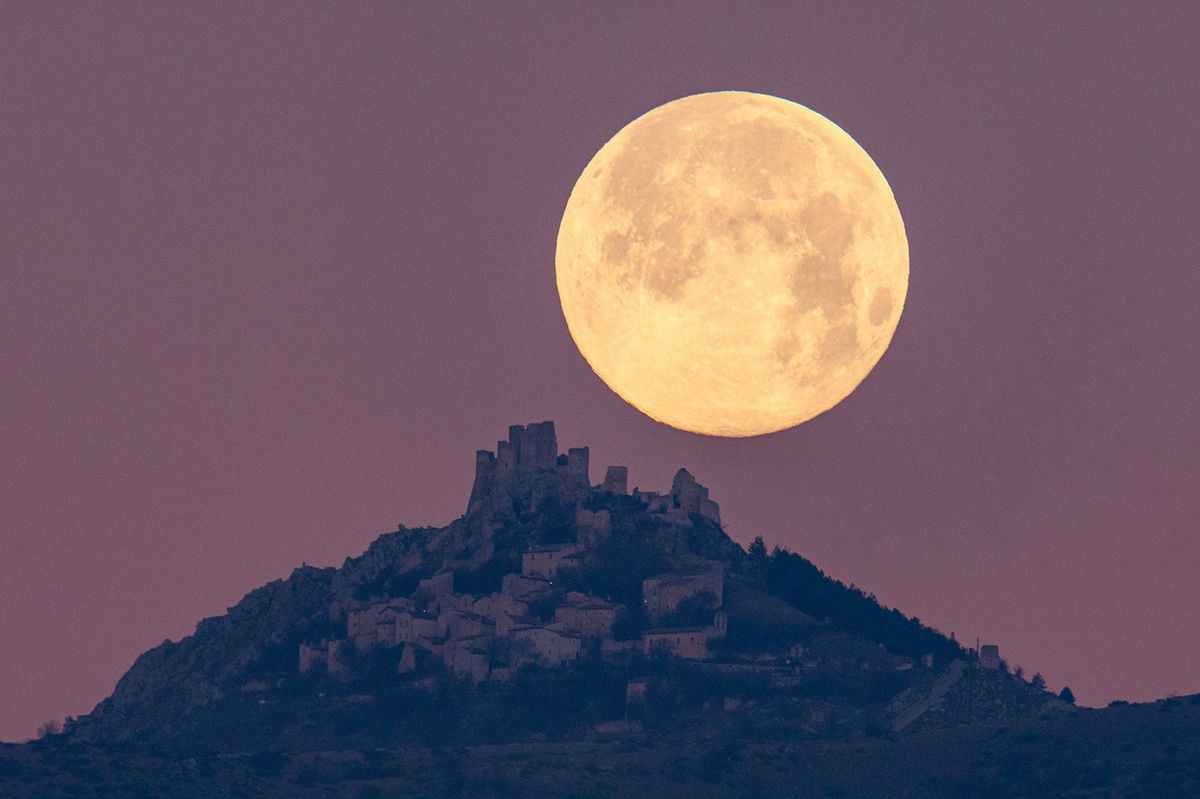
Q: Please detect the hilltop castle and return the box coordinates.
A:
[301,422,726,683]
[467,421,719,525]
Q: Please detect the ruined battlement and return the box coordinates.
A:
[466,423,717,525]
[468,422,594,515]
[602,465,628,495]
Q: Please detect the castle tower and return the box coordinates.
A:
[668,468,720,524]
[602,466,628,495]
[467,450,497,515]
[467,422,568,515]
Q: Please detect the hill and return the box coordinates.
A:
[4,421,1120,795]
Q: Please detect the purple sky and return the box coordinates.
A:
[3,5,1197,741]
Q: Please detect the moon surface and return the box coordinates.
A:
[556,91,908,437]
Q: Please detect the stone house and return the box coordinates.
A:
[521,543,580,578]
[643,626,715,660]
[643,611,726,660]
[642,566,724,622]
[377,607,437,647]
[428,592,476,616]
[347,597,414,650]
[979,644,1001,670]
[326,639,352,680]
[554,597,620,639]
[508,625,582,668]
[472,592,528,622]
[444,634,492,682]
[298,642,326,675]
[494,611,538,637]
[502,572,554,602]
[438,609,495,640]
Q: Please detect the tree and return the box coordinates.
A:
[1030,672,1046,691]
[1014,665,1025,681]
[1059,686,1076,704]
[35,719,62,738]
[748,537,767,560]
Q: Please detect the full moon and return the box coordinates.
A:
[556,91,908,437]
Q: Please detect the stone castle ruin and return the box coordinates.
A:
[301,421,728,683]
[468,421,719,525]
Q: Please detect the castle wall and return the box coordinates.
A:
[576,507,611,549]
[467,450,496,514]
[566,446,589,478]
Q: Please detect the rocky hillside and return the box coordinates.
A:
[69,422,1026,746]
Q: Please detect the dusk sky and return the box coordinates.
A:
[3,4,1197,742]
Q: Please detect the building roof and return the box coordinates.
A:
[525,543,578,553]
[644,626,711,635]
[644,568,721,585]
[447,610,494,625]
[510,625,582,640]
[508,573,552,584]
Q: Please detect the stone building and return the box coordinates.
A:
[347,597,414,650]
[502,572,554,602]
[444,634,492,682]
[467,422,592,515]
[555,596,620,639]
[643,610,726,659]
[509,625,582,668]
[327,639,352,681]
[521,543,580,578]
[438,609,494,640]
[297,422,750,685]
[642,566,724,622]
[667,468,721,524]
[643,626,714,659]
[633,470,721,525]
[378,608,437,647]
[298,642,326,675]
[979,644,1001,670]
[418,571,455,598]
[575,506,612,548]
[472,592,528,621]
[602,466,628,495]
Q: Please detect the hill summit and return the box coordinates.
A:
[69,422,1050,748]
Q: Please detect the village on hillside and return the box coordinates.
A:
[298,423,1004,690]
[300,550,727,684]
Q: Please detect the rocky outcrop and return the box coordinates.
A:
[76,565,336,740]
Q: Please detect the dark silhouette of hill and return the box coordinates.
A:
[10,422,1163,797]
[65,422,986,747]
[5,696,1199,797]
